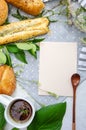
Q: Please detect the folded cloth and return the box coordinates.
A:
[78,0,86,9]
[78,47,86,70]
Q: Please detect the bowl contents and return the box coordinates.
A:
[9,99,32,123]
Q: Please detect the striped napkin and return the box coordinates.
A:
[78,0,86,70]
[78,0,86,9]
[78,47,86,70]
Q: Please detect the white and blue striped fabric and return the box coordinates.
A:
[78,0,86,9]
[78,47,86,70]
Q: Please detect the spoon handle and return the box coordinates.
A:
[72,89,76,130]
[72,123,76,130]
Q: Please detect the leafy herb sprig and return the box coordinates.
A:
[12,9,29,20]
[0,38,44,66]
[12,7,59,23]
[59,0,86,32]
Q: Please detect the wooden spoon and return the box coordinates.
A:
[71,73,80,130]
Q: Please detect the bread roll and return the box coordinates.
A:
[0,0,8,25]
[0,65,16,95]
[6,0,45,16]
[0,17,49,45]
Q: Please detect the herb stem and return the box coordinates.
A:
[17,83,45,107]
[16,77,38,85]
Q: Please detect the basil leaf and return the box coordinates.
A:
[28,38,45,44]
[11,128,19,130]
[27,102,66,130]
[0,51,6,64]
[0,103,6,130]
[36,44,40,51]
[28,44,37,58]
[6,45,20,53]
[14,51,27,64]
[16,43,34,50]
[28,50,37,59]
[3,46,12,67]
[29,44,36,52]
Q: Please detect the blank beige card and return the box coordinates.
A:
[39,42,77,96]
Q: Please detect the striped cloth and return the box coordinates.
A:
[78,0,86,9]
[78,0,86,70]
[78,47,86,70]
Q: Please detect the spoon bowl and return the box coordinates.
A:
[71,73,80,88]
[71,73,80,130]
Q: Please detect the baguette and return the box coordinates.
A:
[6,0,45,16]
[0,17,49,45]
[0,0,8,25]
[0,65,16,95]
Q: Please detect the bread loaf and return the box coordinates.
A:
[0,0,8,25]
[0,17,49,45]
[0,65,16,95]
[6,0,45,16]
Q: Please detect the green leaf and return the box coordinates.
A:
[11,128,19,130]
[3,18,10,25]
[14,51,27,64]
[0,46,3,49]
[81,37,86,44]
[36,44,40,51]
[28,38,45,44]
[6,44,20,53]
[27,102,66,130]
[28,43,37,58]
[28,50,37,59]
[29,43,36,52]
[0,51,6,64]
[0,103,6,130]
[16,43,37,58]
[16,43,35,50]
[3,46,12,67]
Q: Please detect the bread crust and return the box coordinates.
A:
[0,0,8,25]
[0,17,49,45]
[6,0,45,16]
[0,65,16,95]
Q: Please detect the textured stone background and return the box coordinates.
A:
[4,0,86,130]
